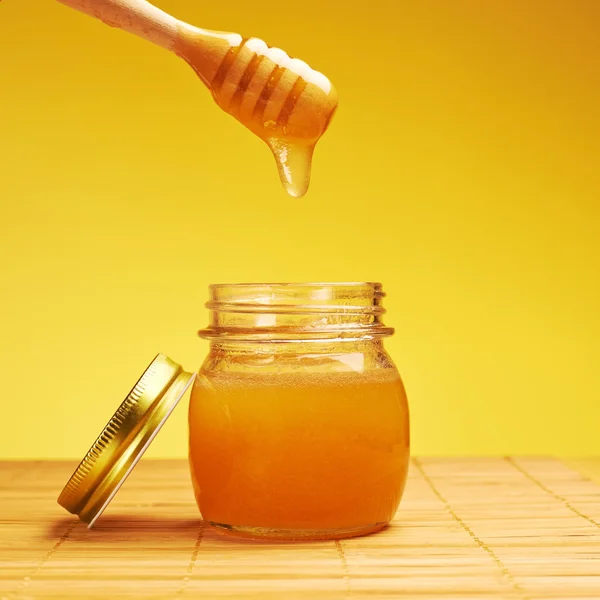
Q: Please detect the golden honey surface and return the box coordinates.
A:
[189,369,409,536]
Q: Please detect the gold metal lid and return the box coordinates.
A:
[57,354,195,528]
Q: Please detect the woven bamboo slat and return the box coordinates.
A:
[1,458,599,599]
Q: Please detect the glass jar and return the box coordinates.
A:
[188,282,410,540]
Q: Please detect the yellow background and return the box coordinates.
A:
[1,0,598,459]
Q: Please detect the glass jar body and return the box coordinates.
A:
[189,338,409,540]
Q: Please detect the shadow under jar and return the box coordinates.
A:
[188,282,410,540]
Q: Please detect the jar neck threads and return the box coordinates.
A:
[198,282,394,342]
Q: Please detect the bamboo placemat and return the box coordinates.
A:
[1,458,599,599]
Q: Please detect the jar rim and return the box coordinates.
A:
[208,281,384,290]
[199,282,393,342]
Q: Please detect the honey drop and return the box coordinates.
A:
[267,140,314,199]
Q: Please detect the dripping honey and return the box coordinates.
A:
[174,30,338,197]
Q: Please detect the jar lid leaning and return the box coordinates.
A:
[57,354,195,528]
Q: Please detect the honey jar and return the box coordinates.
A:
[58,282,410,540]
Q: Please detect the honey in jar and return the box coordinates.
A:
[189,282,410,540]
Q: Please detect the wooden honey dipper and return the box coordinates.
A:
[56,0,339,197]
